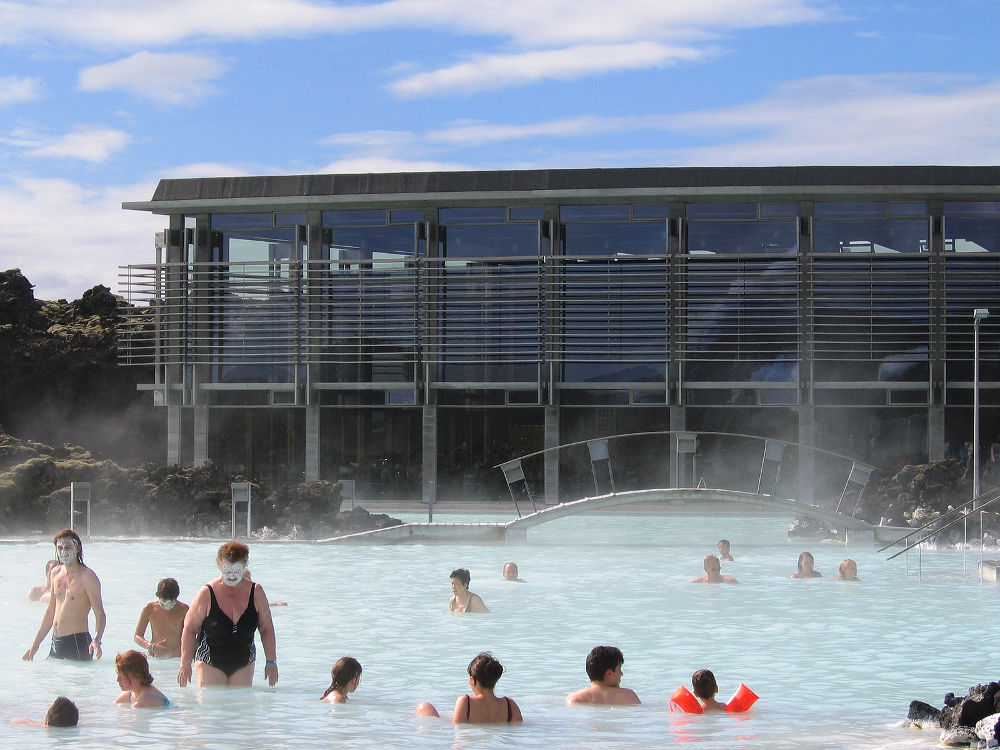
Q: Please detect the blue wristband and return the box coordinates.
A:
[266,659,276,664]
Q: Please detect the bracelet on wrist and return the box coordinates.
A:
[92,638,102,646]
[266,659,276,665]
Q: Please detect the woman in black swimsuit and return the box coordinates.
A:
[177,542,278,688]
[454,652,522,724]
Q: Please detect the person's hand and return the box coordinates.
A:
[264,662,278,687]
[90,639,103,659]
[150,638,168,657]
[22,644,38,661]
[178,662,193,687]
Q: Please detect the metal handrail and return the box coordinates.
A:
[882,488,1000,561]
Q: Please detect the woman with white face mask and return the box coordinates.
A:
[177,542,278,688]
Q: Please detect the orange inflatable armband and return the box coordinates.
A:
[725,683,759,712]
[669,686,704,714]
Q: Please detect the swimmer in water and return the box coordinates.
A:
[566,646,641,706]
[414,652,523,723]
[691,669,727,712]
[717,539,734,562]
[134,577,188,658]
[12,696,79,727]
[27,559,59,602]
[502,562,525,582]
[448,568,489,613]
[834,558,860,581]
[691,554,739,584]
[114,650,170,708]
[791,551,822,579]
[321,657,362,703]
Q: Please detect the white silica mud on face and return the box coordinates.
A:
[2,515,991,750]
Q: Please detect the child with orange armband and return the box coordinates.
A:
[670,669,759,714]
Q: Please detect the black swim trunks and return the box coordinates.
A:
[49,632,93,661]
[194,583,258,677]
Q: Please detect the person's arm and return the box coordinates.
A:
[23,594,56,660]
[452,694,470,724]
[255,584,279,687]
[85,570,106,659]
[508,698,523,722]
[469,594,489,613]
[133,604,153,652]
[114,690,131,704]
[178,587,208,687]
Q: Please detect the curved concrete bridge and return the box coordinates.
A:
[319,487,882,545]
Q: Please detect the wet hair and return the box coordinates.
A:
[703,553,721,572]
[585,646,624,682]
[450,568,471,587]
[718,539,730,550]
[468,652,504,690]
[53,529,84,565]
[692,669,718,700]
[155,577,180,600]
[797,551,814,571]
[45,696,79,727]
[321,656,363,699]
[116,650,154,686]
[839,559,857,578]
[217,541,249,565]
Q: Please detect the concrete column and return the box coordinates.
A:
[193,405,208,466]
[928,406,945,461]
[798,407,815,505]
[167,405,182,466]
[305,404,320,481]
[421,406,437,508]
[543,406,560,505]
[669,406,685,488]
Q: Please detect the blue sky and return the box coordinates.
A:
[1,0,998,300]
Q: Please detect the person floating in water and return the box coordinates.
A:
[134,577,188,658]
[23,529,106,662]
[321,656,362,703]
[115,650,170,708]
[448,568,489,613]
[414,652,523,723]
[178,541,278,688]
[691,669,727,712]
[717,539,735,562]
[566,646,641,706]
[502,562,525,582]
[834,558,860,581]
[791,551,822,579]
[26,559,59,602]
[12,696,79,727]
[691,554,739,584]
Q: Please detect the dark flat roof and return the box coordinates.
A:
[125,166,1000,213]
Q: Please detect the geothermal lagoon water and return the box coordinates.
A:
[2,512,996,749]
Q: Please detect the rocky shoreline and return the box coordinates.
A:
[907,682,1000,748]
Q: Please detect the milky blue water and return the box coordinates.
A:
[2,512,995,749]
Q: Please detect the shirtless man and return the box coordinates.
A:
[502,562,525,582]
[691,554,739,584]
[23,529,106,661]
[566,646,641,706]
[134,578,189,658]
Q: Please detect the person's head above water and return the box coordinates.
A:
[216,542,249,587]
[323,656,363,698]
[692,669,718,700]
[797,551,815,572]
[45,696,79,727]
[703,554,722,575]
[838,558,859,580]
[155,577,180,602]
[718,539,730,554]
[585,646,624,683]
[450,568,471,588]
[53,529,83,566]
[468,652,504,690]
[116,650,155,687]
[502,562,519,580]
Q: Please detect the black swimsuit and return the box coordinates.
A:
[194,583,257,676]
[465,696,513,722]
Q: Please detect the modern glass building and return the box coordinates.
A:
[120,166,1000,505]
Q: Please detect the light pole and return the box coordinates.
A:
[973,308,990,509]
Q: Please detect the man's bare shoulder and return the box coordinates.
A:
[566,686,598,705]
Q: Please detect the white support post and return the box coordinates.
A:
[70,482,91,537]
[231,483,252,539]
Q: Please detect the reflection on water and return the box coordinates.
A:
[1,514,986,749]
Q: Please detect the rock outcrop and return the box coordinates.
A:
[906,682,1000,747]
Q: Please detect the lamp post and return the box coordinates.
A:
[973,308,990,509]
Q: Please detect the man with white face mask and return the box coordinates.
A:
[178,541,278,688]
[134,578,189,658]
[23,529,106,661]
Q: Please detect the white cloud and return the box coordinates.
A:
[316,155,470,173]
[0,74,41,106]
[0,177,162,301]
[390,41,708,98]
[78,52,227,105]
[25,125,132,162]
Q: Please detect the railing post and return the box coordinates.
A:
[587,439,615,495]
[69,482,91,537]
[231,483,251,539]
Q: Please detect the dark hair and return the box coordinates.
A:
[116,650,154,686]
[53,529,84,566]
[692,669,718,700]
[321,656,363,699]
[468,652,504,690]
[450,568,471,587]
[155,577,180,600]
[585,646,624,682]
[217,541,249,565]
[45,696,79,727]
[718,539,730,548]
[797,551,814,571]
